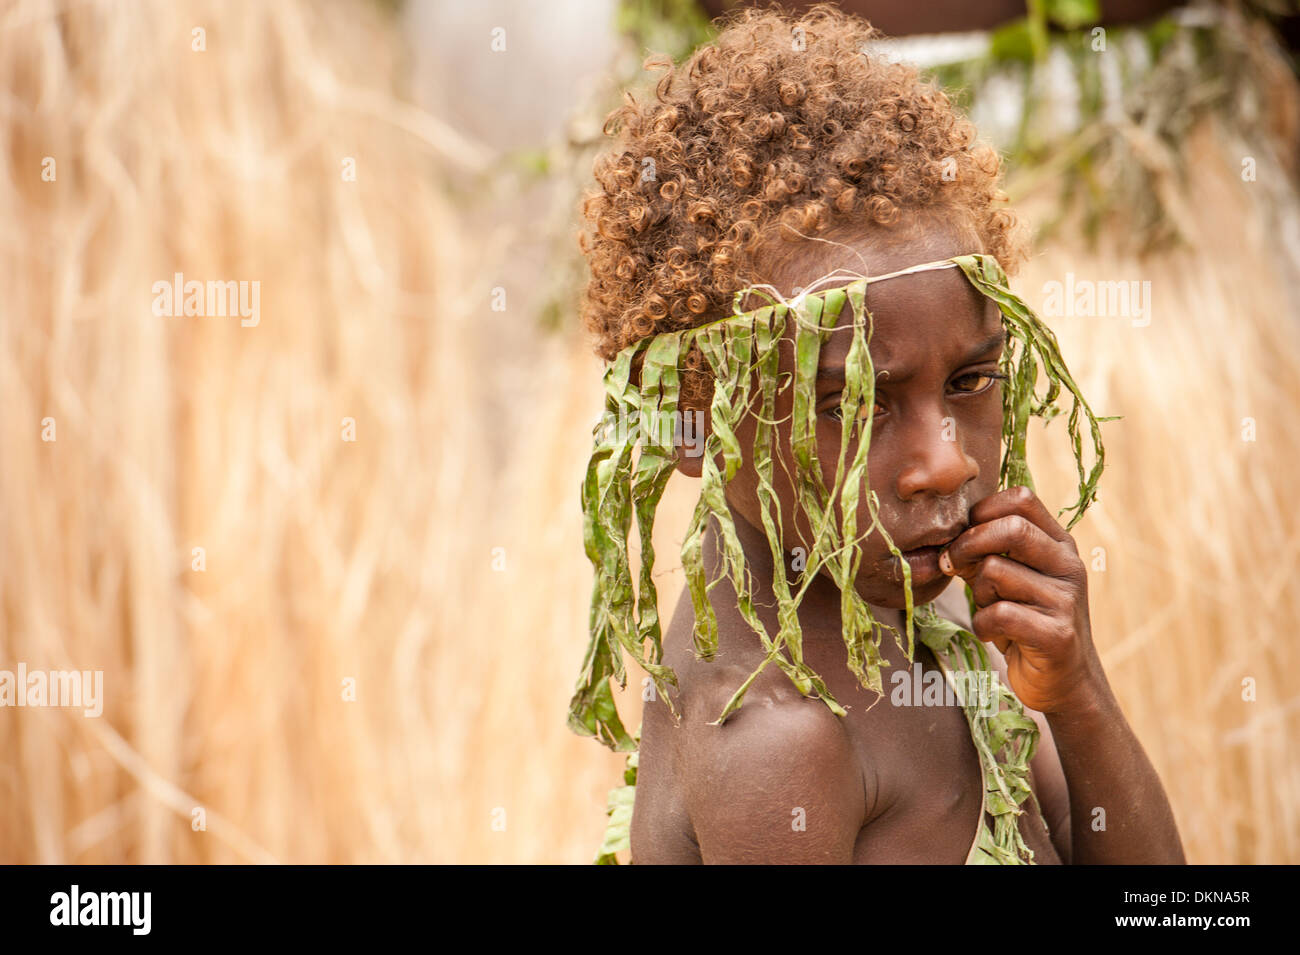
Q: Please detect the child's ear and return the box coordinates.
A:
[672,405,710,478]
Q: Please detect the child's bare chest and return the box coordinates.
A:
[813,643,990,862]
[819,638,1060,864]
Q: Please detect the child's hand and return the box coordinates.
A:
[937,486,1107,716]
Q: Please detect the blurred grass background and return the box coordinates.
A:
[1,0,1297,863]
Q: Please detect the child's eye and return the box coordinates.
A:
[950,371,1008,395]
[824,399,883,422]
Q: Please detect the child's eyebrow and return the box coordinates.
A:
[816,328,1007,384]
[961,328,1009,363]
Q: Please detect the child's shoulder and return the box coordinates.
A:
[679,689,865,862]
[654,589,857,773]
[634,591,867,861]
[662,645,867,863]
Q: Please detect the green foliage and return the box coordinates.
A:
[615,0,717,63]
[595,746,637,864]
[914,603,1043,864]
[921,10,1288,255]
[996,0,1101,64]
[1044,0,1101,30]
[990,19,1037,64]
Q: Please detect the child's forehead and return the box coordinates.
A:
[770,262,997,340]
[755,217,983,300]
[770,264,1003,372]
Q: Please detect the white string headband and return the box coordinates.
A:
[727,222,973,327]
[720,257,969,338]
[789,259,963,312]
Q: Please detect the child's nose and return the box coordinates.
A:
[894,411,979,501]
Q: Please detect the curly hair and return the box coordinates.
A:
[577,2,1029,400]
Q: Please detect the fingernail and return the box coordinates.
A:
[939,550,954,576]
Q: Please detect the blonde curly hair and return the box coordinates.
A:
[577,2,1028,403]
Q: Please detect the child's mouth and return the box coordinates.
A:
[898,545,945,584]
[893,524,965,585]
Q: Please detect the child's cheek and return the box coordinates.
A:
[968,407,1004,496]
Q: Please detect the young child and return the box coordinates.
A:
[571,4,1183,864]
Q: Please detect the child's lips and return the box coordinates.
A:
[898,544,945,583]
[895,526,964,583]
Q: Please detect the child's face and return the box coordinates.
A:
[712,226,1005,610]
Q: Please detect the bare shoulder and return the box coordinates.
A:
[681,688,866,864]
[639,584,868,863]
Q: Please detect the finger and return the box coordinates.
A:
[941,514,1079,580]
[971,600,1056,653]
[975,629,1012,655]
[969,485,1072,543]
[966,553,1057,611]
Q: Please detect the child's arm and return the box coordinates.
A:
[684,696,864,864]
[941,486,1186,864]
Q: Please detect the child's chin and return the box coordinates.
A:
[862,574,952,610]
